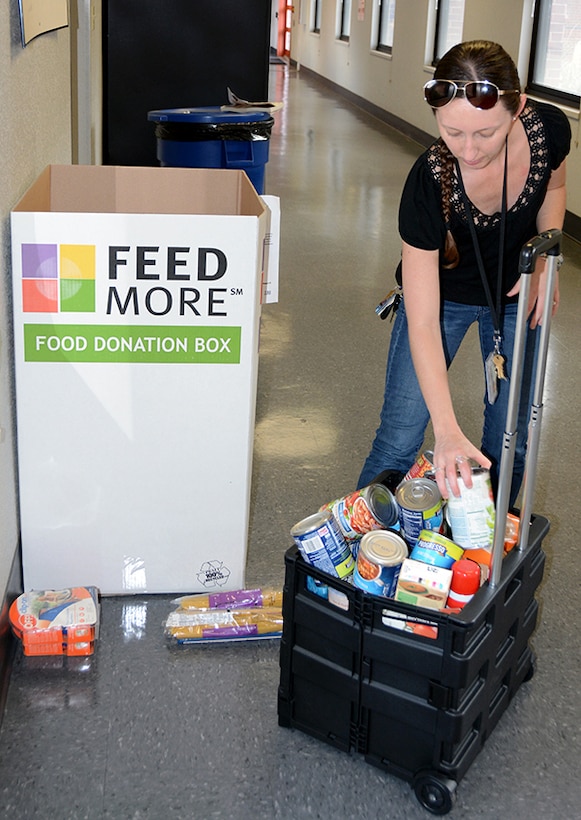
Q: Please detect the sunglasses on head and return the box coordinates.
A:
[423,79,520,110]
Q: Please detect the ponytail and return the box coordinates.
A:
[439,140,460,269]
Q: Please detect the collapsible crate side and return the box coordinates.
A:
[290,647,360,699]
[280,670,358,752]
[361,681,439,734]
[361,706,447,782]
[288,550,362,670]
[436,721,484,781]
[362,628,445,695]
[293,595,360,649]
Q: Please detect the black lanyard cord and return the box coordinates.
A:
[454,137,508,339]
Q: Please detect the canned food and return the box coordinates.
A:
[396,478,443,547]
[321,483,399,541]
[353,530,408,598]
[291,510,355,579]
[403,450,435,482]
[410,530,464,568]
[445,467,495,551]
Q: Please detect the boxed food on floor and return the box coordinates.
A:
[9,586,100,656]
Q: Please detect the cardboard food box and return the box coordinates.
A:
[394,558,453,611]
[11,165,279,594]
[9,586,100,657]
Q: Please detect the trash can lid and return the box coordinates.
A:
[147,106,274,125]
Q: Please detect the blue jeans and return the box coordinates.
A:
[357,298,539,506]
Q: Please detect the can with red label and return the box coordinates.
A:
[403,450,435,482]
[353,530,408,598]
[396,478,443,548]
[320,483,399,542]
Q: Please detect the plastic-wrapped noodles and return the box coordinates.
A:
[171,587,282,611]
[165,606,283,644]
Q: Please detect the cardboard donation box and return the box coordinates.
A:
[11,165,278,594]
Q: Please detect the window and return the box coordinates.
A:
[375,0,396,54]
[312,0,322,34]
[338,0,352,41]
[433,0,465,64]
[528,0,581,104]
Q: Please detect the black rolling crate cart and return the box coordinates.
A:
[277,232,562,814]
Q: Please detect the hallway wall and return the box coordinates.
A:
[291,0,581,224]
[0,3,72,679]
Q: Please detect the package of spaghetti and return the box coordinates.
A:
[171,587,283,611]
[164,606,283,645]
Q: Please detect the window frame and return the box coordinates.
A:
[431,0,465,66]
[374,0,396,55]
[526,0,581,107]
[338,0,352,42]
[312,0,321,34]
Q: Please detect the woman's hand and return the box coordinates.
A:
[506,262,559,329]
[432,429,491,499]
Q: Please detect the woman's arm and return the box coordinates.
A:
[402,240,491,498]
[507,159,567,326]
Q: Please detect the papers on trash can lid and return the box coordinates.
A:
[221,87,283,114]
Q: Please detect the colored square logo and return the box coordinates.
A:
[22,279,58,312]
[60,245,96,281]
[22,243,96,313]
[22,244,58,279]
[60,279,96,312]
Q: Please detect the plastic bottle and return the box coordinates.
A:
[446,558,481,609]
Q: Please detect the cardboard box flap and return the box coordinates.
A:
[13,165,266,217]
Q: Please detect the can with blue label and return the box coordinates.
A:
[410,530,464,568]
[353,530,408,598]
[396,478,443,548]
[291,510,355,579]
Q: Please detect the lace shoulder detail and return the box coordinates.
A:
[427,105,548,230]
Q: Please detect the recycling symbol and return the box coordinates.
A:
[196,560,231,589]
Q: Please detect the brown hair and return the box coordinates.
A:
[434,41,522,268]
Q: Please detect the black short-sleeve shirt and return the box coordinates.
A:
[398,101,571,305]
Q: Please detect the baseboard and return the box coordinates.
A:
[295,66,581,245]
[0,546,23,726]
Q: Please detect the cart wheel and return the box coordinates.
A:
[413,771,457,815]
[523,661,535,682]
[523,651,536,682]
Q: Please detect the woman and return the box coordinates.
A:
[358,40,570,505]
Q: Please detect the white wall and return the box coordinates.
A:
[0,3,72,603]
[291,0,581,221]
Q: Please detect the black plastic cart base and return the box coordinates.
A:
[278,513,548,814]
[278,231,561,814]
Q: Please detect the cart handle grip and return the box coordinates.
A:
[518,229,562,274]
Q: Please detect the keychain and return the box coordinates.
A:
[485,333,508,404]
[375,287,402,321]
[492,332,508,381]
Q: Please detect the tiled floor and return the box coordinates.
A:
[1,64,580,819]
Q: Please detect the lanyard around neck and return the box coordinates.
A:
[454,137,508,337]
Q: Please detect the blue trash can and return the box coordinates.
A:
[147,107,274,194]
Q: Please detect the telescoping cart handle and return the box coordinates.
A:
[489,229,562,588]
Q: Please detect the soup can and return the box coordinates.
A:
[291,510,355,579]
[410,530,464,568]
[403,450,435,482]
[445,467,495,551]
[396,478,443,548]
[353,530,408,598]
[321,483,399,542]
